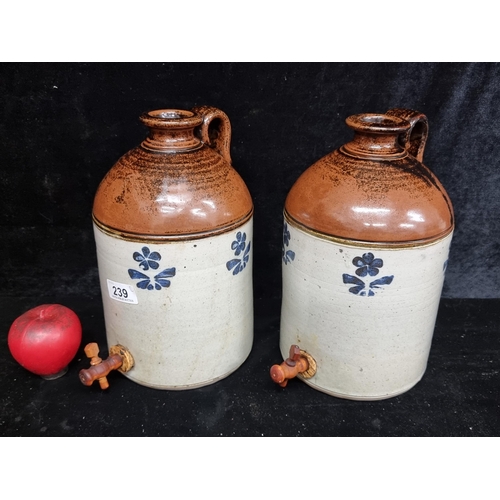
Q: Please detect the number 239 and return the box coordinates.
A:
[112,286,128,299]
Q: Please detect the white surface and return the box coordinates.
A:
[106,279,138,305]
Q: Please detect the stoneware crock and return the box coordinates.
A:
[274,108,454,400]
[91,106,254,390]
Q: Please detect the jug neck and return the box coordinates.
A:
[341,113,412,159]
[140,109,203,152]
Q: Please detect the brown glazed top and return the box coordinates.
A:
[285,110,454,244]
[93,107,253,239]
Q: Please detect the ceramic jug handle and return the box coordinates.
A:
[386,108,429,162]
[192,106,232,165]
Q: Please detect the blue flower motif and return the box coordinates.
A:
[353,252,383,277]
[231,232,246,256]
[227,232,251,275]
[227,242,251,275]
[342,274,394,297]
[128,247,175,291]
[343,274,367,295]
[133,246,161,271]
[283,224,291,247]
[443,259,448,272]
[343,251,393,297]
[153,268,176,289]
[128,268,176,290]
[282,222,295,265]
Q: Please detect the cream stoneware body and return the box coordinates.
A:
[94,220,253,389]
[281,219,451,400]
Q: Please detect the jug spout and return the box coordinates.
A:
[342,113,411,158]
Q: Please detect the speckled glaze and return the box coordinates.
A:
[94,107,252,238]
[280,109,454,400]
[93,107,254,389]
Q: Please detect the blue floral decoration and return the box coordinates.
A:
[353,252,383,277]
[128,246,176,291]
[343,252,393,297]
[231,231,246,256]
[443,259,448,272]
[133,246,161,271]
[282,222,295,265]
[226,231,251,275]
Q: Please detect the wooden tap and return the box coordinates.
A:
[270,345,317,387]
[79,343,134,389]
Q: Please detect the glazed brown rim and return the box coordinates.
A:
[284,211,454,249]
[346,113,411,134]
[92,208,254,242]
[139,109,203,129]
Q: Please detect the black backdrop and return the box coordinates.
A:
[1,62,499,302]
[1,63,499,437]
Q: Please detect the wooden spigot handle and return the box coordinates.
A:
[79,343,134,389]
[79,354,123,388]
[270,345,317,387]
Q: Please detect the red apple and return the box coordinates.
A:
[8,304,82,379]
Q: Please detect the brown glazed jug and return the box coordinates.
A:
[86,107,254,390]
[272,109,454,400]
